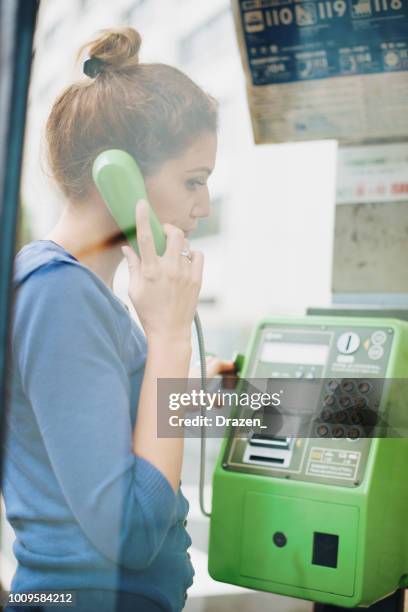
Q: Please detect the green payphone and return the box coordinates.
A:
[208,315,408,608]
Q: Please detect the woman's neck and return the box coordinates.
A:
[44,201,124,290]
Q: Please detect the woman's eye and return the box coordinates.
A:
[186,178,206,191]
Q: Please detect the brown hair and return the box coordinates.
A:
[46,27,218,200]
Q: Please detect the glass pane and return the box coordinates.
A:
[2,2,335,611]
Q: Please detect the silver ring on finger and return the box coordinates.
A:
[180,248,192,262]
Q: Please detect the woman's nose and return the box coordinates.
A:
[192,193,210,219]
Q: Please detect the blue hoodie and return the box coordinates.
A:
[2,240,194,611]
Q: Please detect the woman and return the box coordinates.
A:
[4,27,232,612]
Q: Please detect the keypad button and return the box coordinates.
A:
[358,381,371,394]
[317,424,329,437]
[335,410,348,423]
[320,409,332,422]
[339,395,352,408]
[347,427,361,440]
[327,379,339,392]
[341,380,354,393]
[324,394,335,407]
[350,410,363,425]
[332,425,345,438]
[355,396,367,410]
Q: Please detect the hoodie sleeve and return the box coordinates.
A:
[13,261,177,570]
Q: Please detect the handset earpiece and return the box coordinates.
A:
[92,149,166,256]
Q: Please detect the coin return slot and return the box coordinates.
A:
[248,454,285,464]
[243,434,294,468]
[312,532,339,569]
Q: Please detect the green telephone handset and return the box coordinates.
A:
[92,149,166,257]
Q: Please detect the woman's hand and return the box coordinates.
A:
[189,355,235,379]
[186,356,236,413]
[121,199,203,343]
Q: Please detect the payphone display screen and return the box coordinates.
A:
[260,341,329,366]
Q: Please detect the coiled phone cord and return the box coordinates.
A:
[193,312,211,518]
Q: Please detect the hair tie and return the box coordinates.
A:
[83,56,104,78]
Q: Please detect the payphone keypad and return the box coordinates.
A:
[315,377,381,440]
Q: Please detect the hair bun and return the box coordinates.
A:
[80,27,142,73]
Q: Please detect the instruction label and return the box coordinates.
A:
[336,143,408,205]
[238,0,408,85]
[307,447,361,480]
[232,0,408,142]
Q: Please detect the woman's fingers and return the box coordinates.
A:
[205,356,235,379]
[189,357,236,379]
[135,199,159,270]
[125,207,202,338]
[162,223,186,261]
[190,250,204,287]
[186,356,236,413]
[121,245,140,274]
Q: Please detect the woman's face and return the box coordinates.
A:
[144,131,217,237]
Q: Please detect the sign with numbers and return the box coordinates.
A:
[232,0,408,142]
